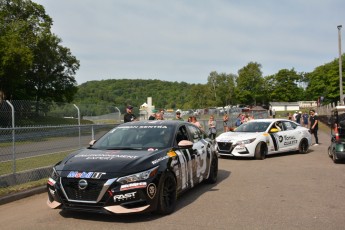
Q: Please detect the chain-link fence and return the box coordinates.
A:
[0,100,122,195]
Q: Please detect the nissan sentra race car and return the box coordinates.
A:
[215,119,312,159]
[47,120,218,215]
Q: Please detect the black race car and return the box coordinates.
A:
[47,120,218,215]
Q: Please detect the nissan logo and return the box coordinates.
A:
[78,179,88,190]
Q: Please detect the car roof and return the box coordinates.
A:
[247,119,293,123]
[332,106,345,112]
[119,120,189,127]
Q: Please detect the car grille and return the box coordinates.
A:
[217,142,233,153]
[61,178,108,202]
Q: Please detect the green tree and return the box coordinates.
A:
[236,62,263,105]
[0,0,79,103]
[266,68,304,102]
[305,55,345,105]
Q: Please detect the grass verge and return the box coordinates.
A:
[0,151,73,176]
[0,178,47,197]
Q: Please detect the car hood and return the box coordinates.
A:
[216,132,261,142]
[56,148,170,175]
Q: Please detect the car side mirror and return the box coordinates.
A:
[269,128,279,133]
[177,140,193,149]
[89,140,96,147]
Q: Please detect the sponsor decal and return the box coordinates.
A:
[120,182,147,191]
[75,154,139,160]
[282,135,298,146]
[147,183,157,199]
[279,136,283,142]
[113,191,137,202]
[67,171,106,179]
[48,178,56,186]
[152,156,169,164]
[263,133,269,136]
[48,188,55,196]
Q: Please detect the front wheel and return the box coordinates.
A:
[254,142,267,160]
[156,172,177,215]
[331,148,340,164]
[298,139,309,154]
[327,146,333,158]
[205,154,218,184]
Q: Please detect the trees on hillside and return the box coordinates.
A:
[0,0,79,103]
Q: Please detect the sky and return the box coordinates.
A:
[32,0,344,85]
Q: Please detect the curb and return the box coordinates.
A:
[0,186,46,206]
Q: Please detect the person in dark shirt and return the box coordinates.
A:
[124,105,137,123]
[309,109,319,145]
[173,111,183,121]
[295,111,302,124]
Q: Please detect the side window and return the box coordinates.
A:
[187,124,201,143]
[176,126,189,143]
[283,121,296,130]
[272,121,284,131]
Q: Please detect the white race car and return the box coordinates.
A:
[215,119,312,159]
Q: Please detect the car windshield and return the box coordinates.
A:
[91,125,174,150]
[235,122,271,133]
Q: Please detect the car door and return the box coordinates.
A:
[272,121,289,151]
[281,121,300,150]
[174,125,196,190]
[186,124,210,184]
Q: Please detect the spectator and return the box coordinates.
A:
[309,109,319,145]
[292,111,298,121]
[235,114,242,127]
[124,105,137,123]
[208,115,217,140]
[156,112,164,120]
[191,116,203,130]
[223,112,229,132]
[302,111,309,128]
[148,113,156,120]
[296,111,302,124]
[173,111,183,121]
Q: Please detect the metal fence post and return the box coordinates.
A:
[73,104,81,149]
[6,100,16,174]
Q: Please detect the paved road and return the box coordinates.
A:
[1,129,345,230]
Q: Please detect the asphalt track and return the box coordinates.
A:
[1,128,345,230]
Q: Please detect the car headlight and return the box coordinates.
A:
[117,166,159,184]
[236,138,256,145]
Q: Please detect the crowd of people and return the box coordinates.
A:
[289,110,318,146]
[123,105,319,145]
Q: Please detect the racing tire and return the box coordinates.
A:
[254,142,267,160]
[331,149,340,164]
[205,154,218,184]
[298,139,309,154]
[327,146,333,158]
[156,172,177,215]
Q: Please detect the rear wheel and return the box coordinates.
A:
[254,142,267,160]
[298,139,309,154]
[156,172,177,215]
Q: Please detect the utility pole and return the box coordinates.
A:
[338,25,343,105]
